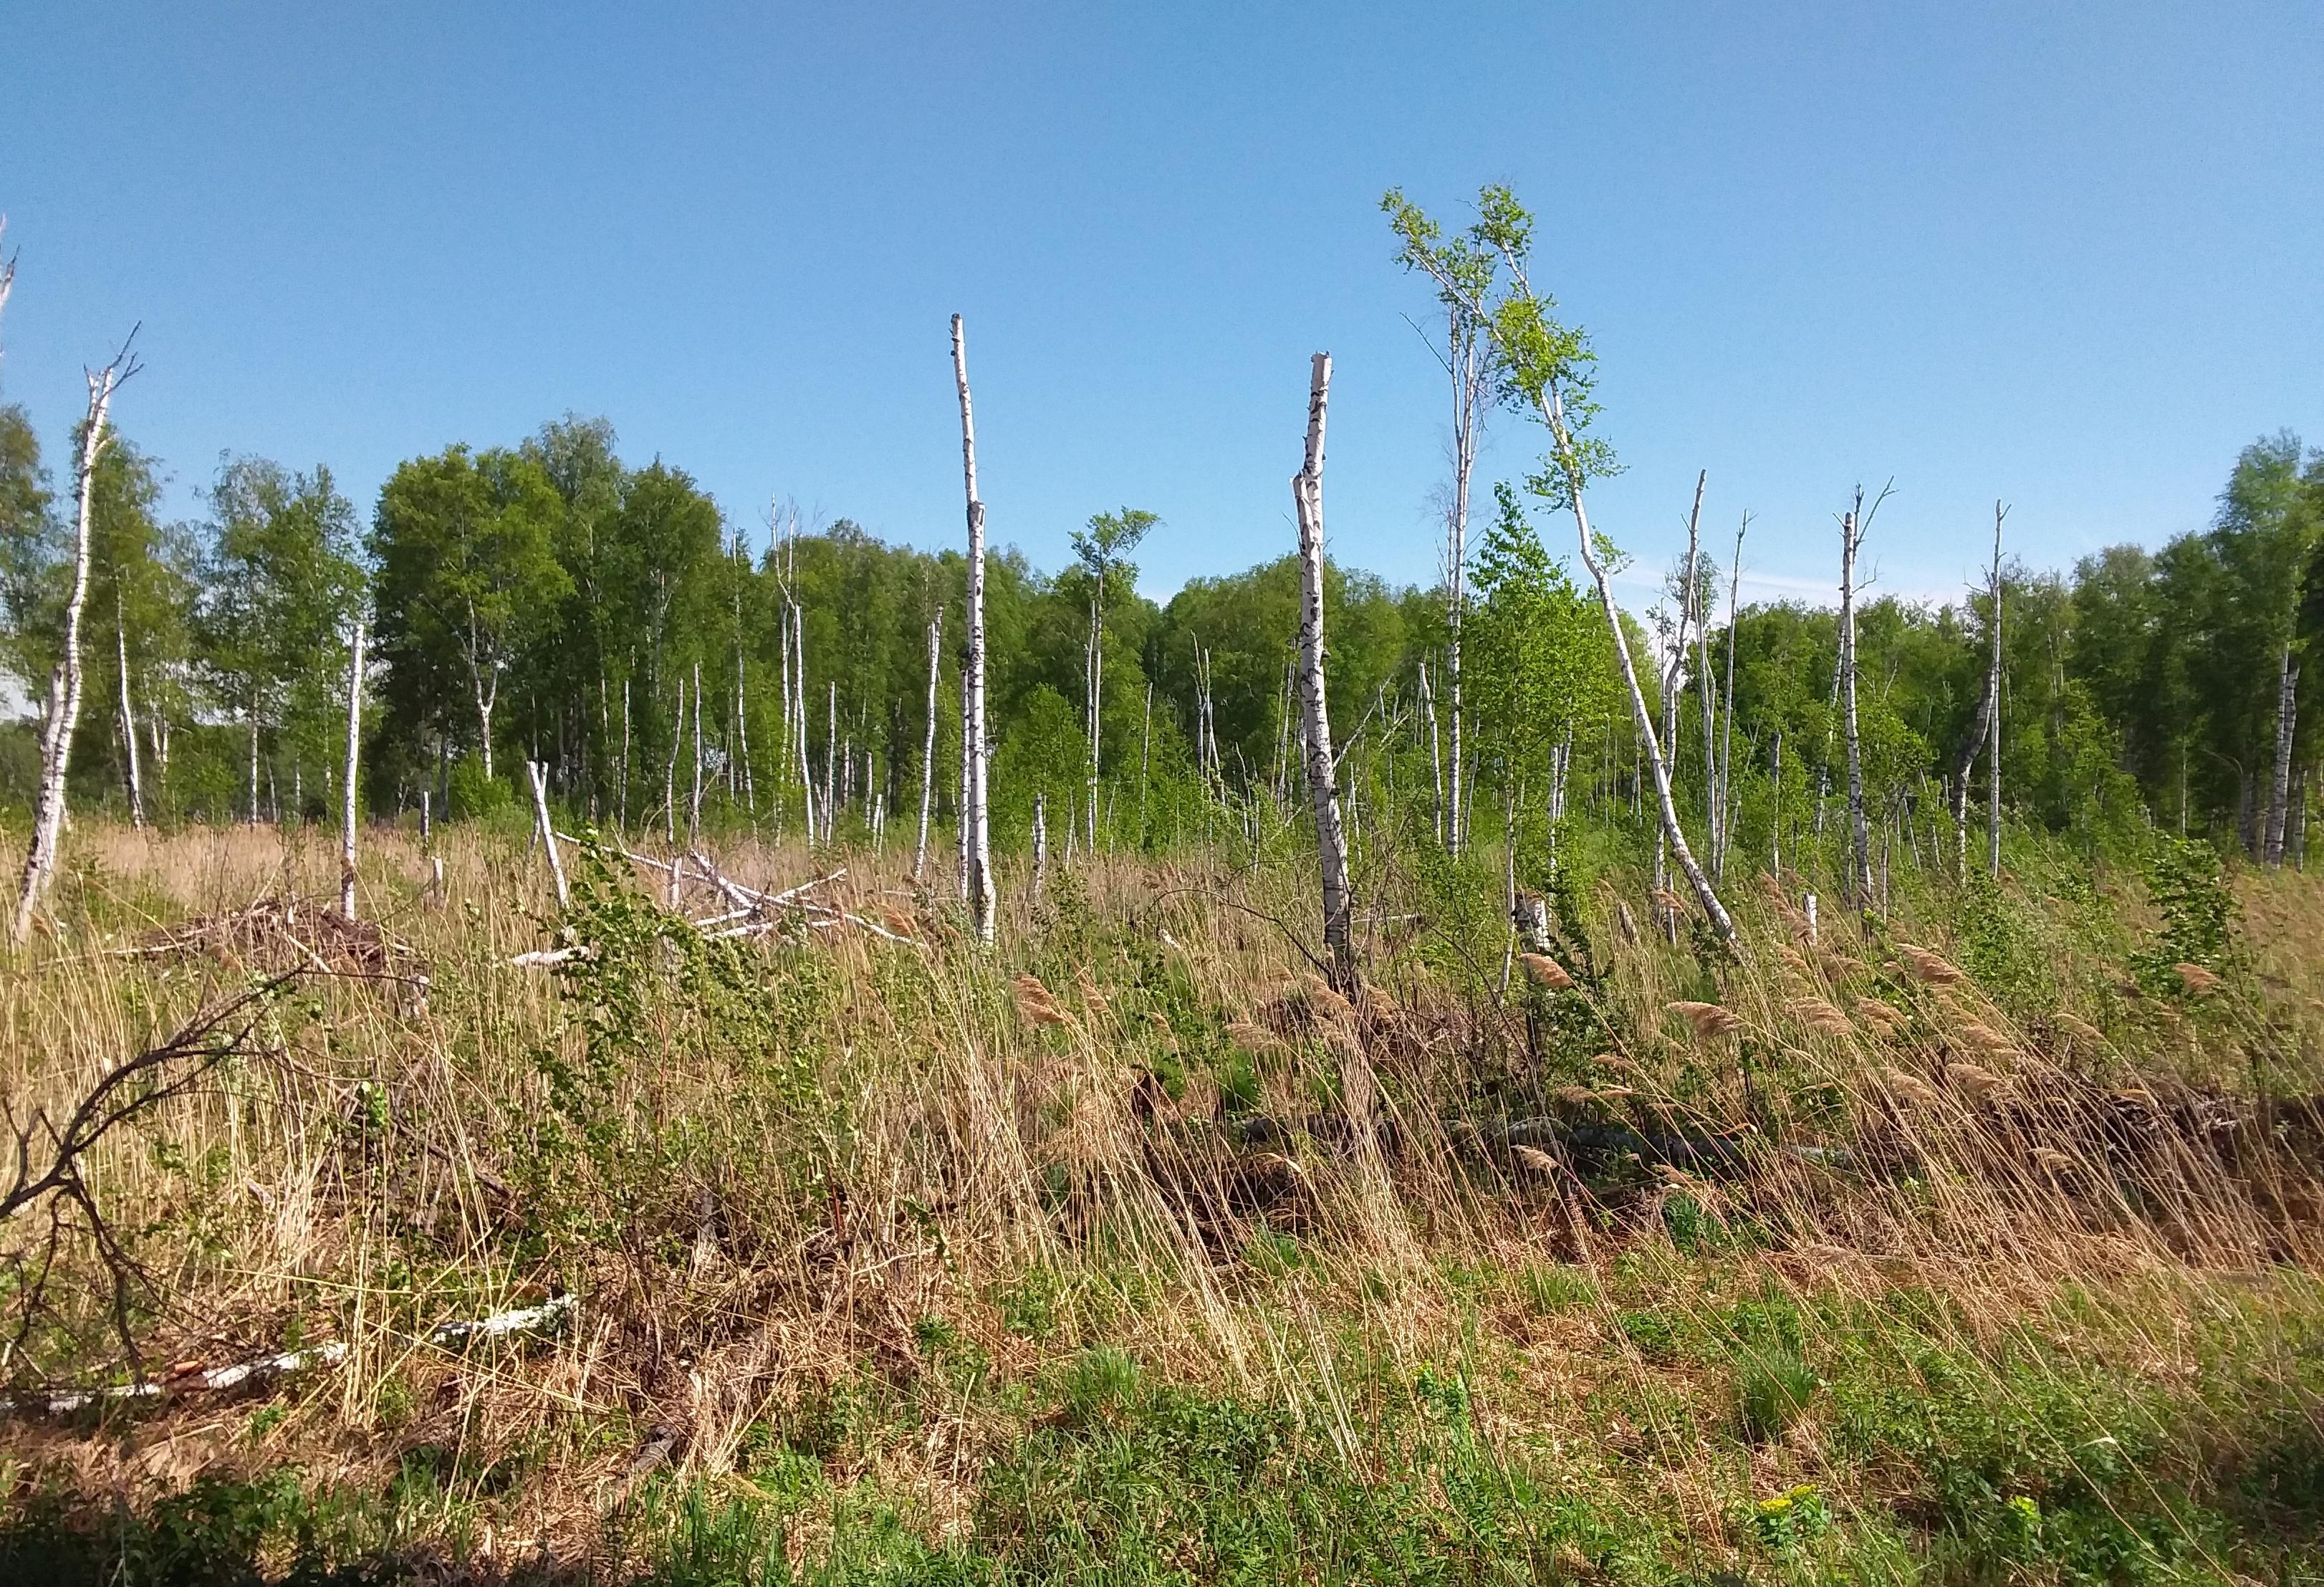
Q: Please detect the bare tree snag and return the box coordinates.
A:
[1987,499,2006,879]
[914,606,943,881]
[14,339,137,944]
[951,315,997,945]
[1837,486,1889,910]
[115,593,145,829]
[340,622,365,919]
[1291,353,1355,982]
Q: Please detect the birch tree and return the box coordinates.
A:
[1292,353,1355,979]
[951,315,996,944]
[369,446,567,787]
[1070,507,1156,853]
[14,340,138,942]
[1401,232,1495,854]
[1386,184,1739,948]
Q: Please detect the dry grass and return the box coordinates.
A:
[1,819,2320,1577]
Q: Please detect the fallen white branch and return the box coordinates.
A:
[429,1290,576,1346]
[6,1341,348,1416]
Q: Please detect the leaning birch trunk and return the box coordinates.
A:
[1986,500,2006,879]
[14,353,130,943]
[1539,393,1736,947]
[913,608,943,881]
[689,661,704,845]
[527,759,567,907]
[339,622,365,919]
[1032,792,1047,901]
[1291,353,1355,982]
[951,315,997,944]
[1839,504,1871,907]
[115,595,145,829]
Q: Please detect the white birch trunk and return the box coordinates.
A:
[689,660,704,844]
[1032,791,1048,900]
[1291,353,1355,977]
[1139,681,1153,839]
[1551,403,1734,945]
[14,353,130,943]
[1840,502,1871,906]
[1716,514,1744,878]
[115,595,144,829]
[527,759,567,907]
[1987,501,2006,880]
[339,622,365,919]
[956,663,971,901]
[951,315,997,944]
[2267,645,2297,866]
[1420,661,1444,845]
[914,607,943,881]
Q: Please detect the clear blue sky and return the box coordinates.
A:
[5,2,2318,610]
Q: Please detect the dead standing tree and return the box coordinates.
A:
[14,337,140,944]
[913,605,943,881]
[1292,353,1355,982]
[1386,186,1739,949]
[951,315,997,944]
[1987,499,2007,879]
[1835,482,1893,909]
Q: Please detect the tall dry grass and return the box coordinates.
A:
[1,816,2318,1565]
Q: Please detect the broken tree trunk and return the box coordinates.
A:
[1987,500,2006,879]
[14,343,135,943]
[914,606,943,881]
[1839,494,1871,908]
[1291,353,1355,982]
[951,314,997,945]
[340,622,365,920]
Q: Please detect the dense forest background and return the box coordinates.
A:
[2,398,2320,879]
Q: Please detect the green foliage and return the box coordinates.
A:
[2131,835,2243,994]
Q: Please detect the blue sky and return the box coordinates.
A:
[4,2,2318,611]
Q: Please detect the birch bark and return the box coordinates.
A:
[14,349,133,942]
[1291,353,1355,980]
[951,315,997,944]
[914,607,943,881]
[340,622,365,919]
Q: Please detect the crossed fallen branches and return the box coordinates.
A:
[507,839,917,969]
[2,972,302,1375]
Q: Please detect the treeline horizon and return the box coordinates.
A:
[3,393,2320,872]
